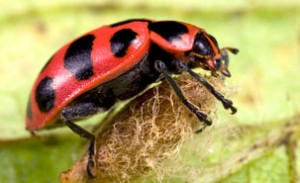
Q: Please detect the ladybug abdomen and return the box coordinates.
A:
[71,43,176,117]
[75,52,160,110]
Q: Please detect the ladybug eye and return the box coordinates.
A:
[213,59,221,70]
[193,32,213,56]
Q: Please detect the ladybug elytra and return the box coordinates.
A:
[26,19,238,177]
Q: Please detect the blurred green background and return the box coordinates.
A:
[0,0,299,182]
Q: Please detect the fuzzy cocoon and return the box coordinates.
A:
[60,74,227,183]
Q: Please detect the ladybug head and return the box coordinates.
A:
[188,31,239,77]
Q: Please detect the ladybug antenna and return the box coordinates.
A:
[224,47,239,55]
[218,47,239,77]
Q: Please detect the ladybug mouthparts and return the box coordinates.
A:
[189,47,239,77]
[213,47,239,77]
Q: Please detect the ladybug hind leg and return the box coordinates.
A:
[64,120,96,178]
[61,102,106,121]
[61,102,104,178]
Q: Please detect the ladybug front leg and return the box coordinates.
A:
[154,60,212,128]
[175,61,237,114]
[61,103,103,178]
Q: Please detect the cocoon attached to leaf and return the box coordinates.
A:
[60,74,227,183]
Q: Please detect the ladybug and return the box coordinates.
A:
[26,19,238,177]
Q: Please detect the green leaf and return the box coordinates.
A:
[0,0,299,182]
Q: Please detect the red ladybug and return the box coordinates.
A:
[26,19,238,177]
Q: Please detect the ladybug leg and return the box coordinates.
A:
[61,102,105,121]
[175,61,237,114]
[61,103,102,178]
[63,120,96,178]
[154,60,212,126]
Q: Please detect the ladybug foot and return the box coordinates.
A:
[86,137,96,178]
[221,98,237,114]
[194,111,212,126]
[195,123,208,133]
[194,111,211,134]
[86,157,96,178]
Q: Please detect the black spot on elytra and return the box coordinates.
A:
[26,98,32,120]
[64,34,95,80]
[110,19,152,27]
[193,32,214,56]
[35,77,55,112]
[110,29,138,57]
[148,21,188,42]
